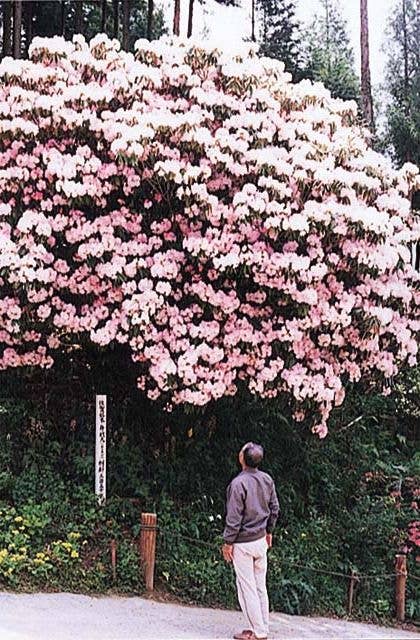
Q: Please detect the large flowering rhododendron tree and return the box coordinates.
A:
[0,34,419,437]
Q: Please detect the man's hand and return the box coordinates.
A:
[266,533,273,548]
[222,543,234,563]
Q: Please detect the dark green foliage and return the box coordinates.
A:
[301,0,360,102]
[82,0,167,45]
[383,0,420,166]
[31,1,65,38]
[0,359,418,618]
[258,0,302,79]
[8,0,167,58]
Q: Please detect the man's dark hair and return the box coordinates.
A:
[243,442,264,468]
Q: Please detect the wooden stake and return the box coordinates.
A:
[347,570,358,615]
[139,512,157,591]
[395,554,407,622]
[110,538,117,582]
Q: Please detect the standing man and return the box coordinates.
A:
[222,442,279,640]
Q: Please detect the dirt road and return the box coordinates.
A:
[0,592,418,639]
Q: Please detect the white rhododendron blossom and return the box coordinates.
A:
[0,35,419,437]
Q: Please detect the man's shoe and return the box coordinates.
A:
[233,631,253,640]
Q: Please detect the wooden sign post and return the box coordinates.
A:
[95,394,107,506]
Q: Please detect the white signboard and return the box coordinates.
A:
[95,394,107,505]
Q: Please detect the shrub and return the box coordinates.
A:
[0,35,418,437]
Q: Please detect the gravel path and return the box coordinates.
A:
[0,592,418,640]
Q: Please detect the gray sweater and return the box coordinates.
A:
[223,468,279,544]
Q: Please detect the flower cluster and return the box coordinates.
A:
[0,505,81,582]
[0,34,419,435]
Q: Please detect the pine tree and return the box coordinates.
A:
[258,0,301,78]
[302,0,360,102]
[7,0,165,57]
[384,0,420,167]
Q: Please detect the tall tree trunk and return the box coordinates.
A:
[2,1,13,57]
[60,0,66,36]
[173,0,180,35]
[360,0,374,132]
[174,0,181,36]
[187,0,194,38]
[75,1,83,34]
[122,0,130,50]
[101,0,107,32]
[402,0,409,109]
[23,1,33,57]
[13,0,23,59]
[402,0,411,160]
[113,0,119,38]
[251,0,256,41]
[325,0,331,74]
[147,0,154,39]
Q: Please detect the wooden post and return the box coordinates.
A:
[347,570,358,615]
[395,553,407,622]
[110,539,117,582]
[139,513,157,591]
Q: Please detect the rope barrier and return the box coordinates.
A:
[160,527,219,549]
[158,527,418,583]
[275,559,397,581]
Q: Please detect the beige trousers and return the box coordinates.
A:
[232,537,269,639]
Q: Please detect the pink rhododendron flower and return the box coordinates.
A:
[0,35,418,436]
